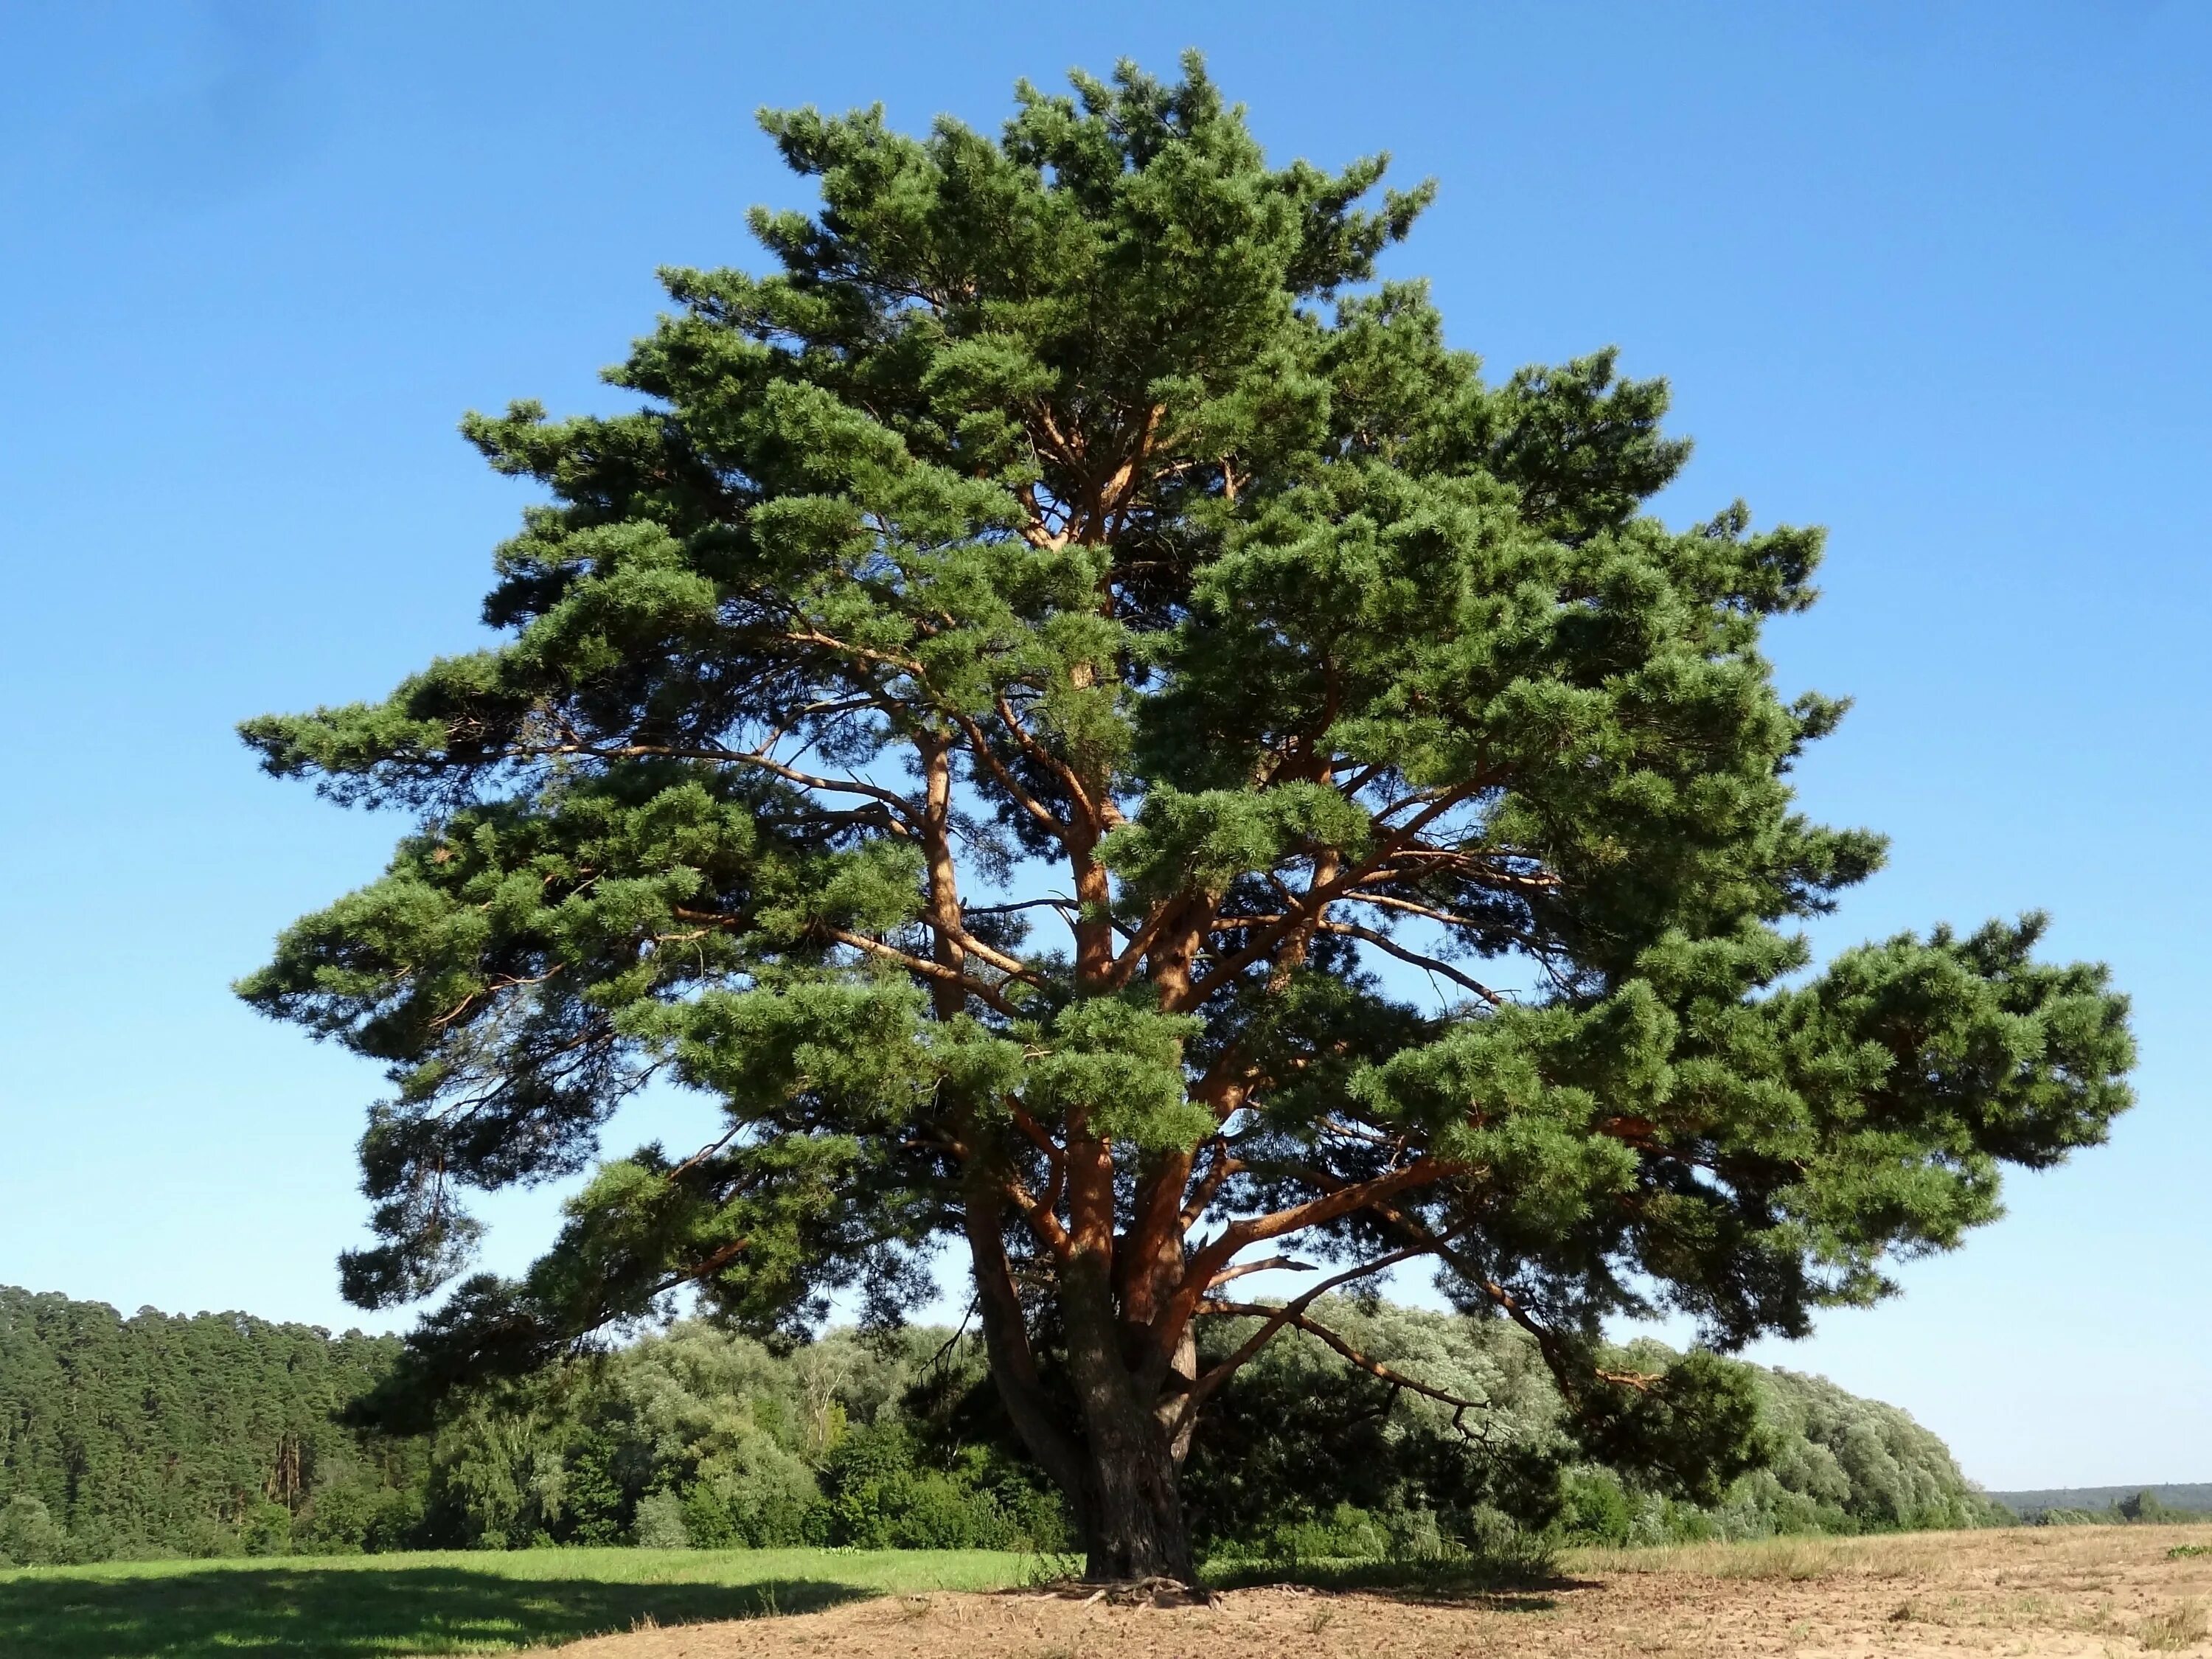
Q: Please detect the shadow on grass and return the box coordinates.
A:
[0,1565,869,1658]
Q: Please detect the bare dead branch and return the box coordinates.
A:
[1315,919,1504,1006]
[1206,1255,1315,1287]
[1195,1299,1490,1434]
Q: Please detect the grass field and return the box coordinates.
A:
[0,1547,1042,1658]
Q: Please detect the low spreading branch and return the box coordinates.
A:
[1196,1299,1490,1437]
[1164,1239,1445,1444]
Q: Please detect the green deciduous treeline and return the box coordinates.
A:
[0,1284,2008,1566]
[2024,1492,2211,1527]
[1180,1304,2008,1558]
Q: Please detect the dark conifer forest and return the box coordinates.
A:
[0,1287,411,1562]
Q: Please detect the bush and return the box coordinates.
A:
[1182,1301,1571,1552]
[677,1484,737,1548]
[1554,1468,1634,1545]
[801,1420,1065,1551]
[293,1475,408,1555]
[239,1500,293,1557]
[0,1496,69,1567]
[632,1489,690,1549]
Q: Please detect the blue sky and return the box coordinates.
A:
[1,0,2205,1491]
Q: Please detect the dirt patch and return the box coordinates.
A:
[529,1526,2212,1658]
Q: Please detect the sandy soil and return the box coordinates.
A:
[530,1526,2212,1658]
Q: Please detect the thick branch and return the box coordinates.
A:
[1146,1159,1453,1370]
[1164,1240,1437,1444]
[960,1190,1085,1500]
[1206,1255,1314,1287]
[1178,1144,1245,1228]
[1003,1165,1072,1261]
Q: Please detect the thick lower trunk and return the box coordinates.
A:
[1071,1385,1192,1580]
[981,1347,1193,1580]
[1062,1260,1194,1583]
[962,1211,1194,1582]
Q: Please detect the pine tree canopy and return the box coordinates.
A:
[240,55,2135,1579]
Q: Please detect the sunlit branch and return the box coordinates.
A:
[933,919,1039,981]
[1158,1160,1453,1364]
[961,897,1080,918]
[821,927,1024,1018]
[1178,1141,1247,1228]
[1206,1255,1314,1287]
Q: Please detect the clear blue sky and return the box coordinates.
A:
[1,0,2205,1492]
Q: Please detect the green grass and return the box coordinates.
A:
[0,1547,1037,1658]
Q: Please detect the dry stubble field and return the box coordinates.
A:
[535,1527,2212,1659]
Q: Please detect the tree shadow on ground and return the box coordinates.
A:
[0,1565,870,1658]
[1349,1587,1574,1611]
[1200,1557,1598,1611]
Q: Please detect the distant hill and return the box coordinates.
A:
[1989,1484,2212,1517]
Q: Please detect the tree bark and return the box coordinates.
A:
[963,1205,1196,1582]
[1059,1256,1195,1582]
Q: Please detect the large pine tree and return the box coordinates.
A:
[242,57,2132,1581]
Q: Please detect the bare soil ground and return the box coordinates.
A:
[529,1527,2212,1658]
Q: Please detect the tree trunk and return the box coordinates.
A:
[1068,1375,1192,1581]
[962,1208,1196,1583]
[1060,1260,1195,1583]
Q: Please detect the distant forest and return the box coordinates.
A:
[0,1283,2124,1567]
[1990,1486,2212,1522]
